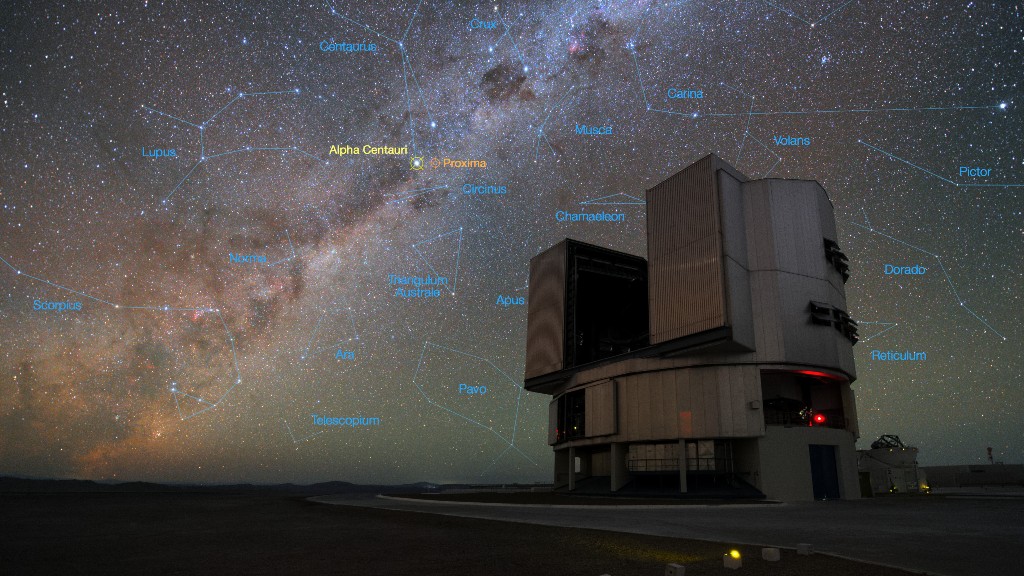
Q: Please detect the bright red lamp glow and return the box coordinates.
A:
[795,370,844,380]
[813,413,827,425]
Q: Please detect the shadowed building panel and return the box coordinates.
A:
[525,239,648,390]
[525,242,567,380]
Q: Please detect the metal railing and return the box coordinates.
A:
[686,456,733,473]
[627,458,679,473]
[764,408,846,429]
[626,457,737,473]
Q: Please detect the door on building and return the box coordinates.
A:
[809,444,841,500]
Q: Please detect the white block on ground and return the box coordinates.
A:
[665,563,686,576]
[761,547,781,561]
[723,555,742,570]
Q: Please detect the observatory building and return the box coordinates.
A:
[524,154,860,501]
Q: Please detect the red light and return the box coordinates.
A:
[795,370,841,379]
[813,413,827,425]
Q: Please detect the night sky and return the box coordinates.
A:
[1,1,1020,484]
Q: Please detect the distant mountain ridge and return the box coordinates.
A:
[0,476,443,494]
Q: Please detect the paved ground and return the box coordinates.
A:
[312,493,1024,576]
[2,492,919,576]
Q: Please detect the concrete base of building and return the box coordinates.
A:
[551,426,860,501]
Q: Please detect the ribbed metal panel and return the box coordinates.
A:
[525,241,566,379]
[646,155,726,344]
[585,380,616,437]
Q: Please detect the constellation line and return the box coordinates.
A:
[0,254,244,419]
[411,340,537,466]
[858,321,899,342]
[850,215,1005,340]
[327,1,437,155]
[142,89,326,204]
[859,140,1024,188]
[411,227,463,295]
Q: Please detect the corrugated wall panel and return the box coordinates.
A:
[637,376,653,439]
[650,371,666,438]
[704,366,720,434]
[649,236,724,341]
[727,366,743,436]
[684,369,699,439]
[646,155,726,344]
[585,380,617,437]
[676,369,693,438]
[661,371,676,438]
[685,368,704,438]
[664,371,679,438]
[745,366,764,435]
[728,366,743,436]
[525,242,566,379]
[716,366,732,436]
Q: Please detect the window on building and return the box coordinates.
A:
[684,440,734,473]
[761,371,847,429]
[564,242,649,368]
[555,389,585,442]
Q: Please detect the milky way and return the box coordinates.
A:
[0,1,1021,483]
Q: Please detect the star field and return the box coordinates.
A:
[0,1,1021,484]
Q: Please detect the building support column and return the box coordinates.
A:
[679,439,688,493]
[554,448,570,490]
[611,442,630,492]
[578,448,591,479]
[568,446,576,491]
